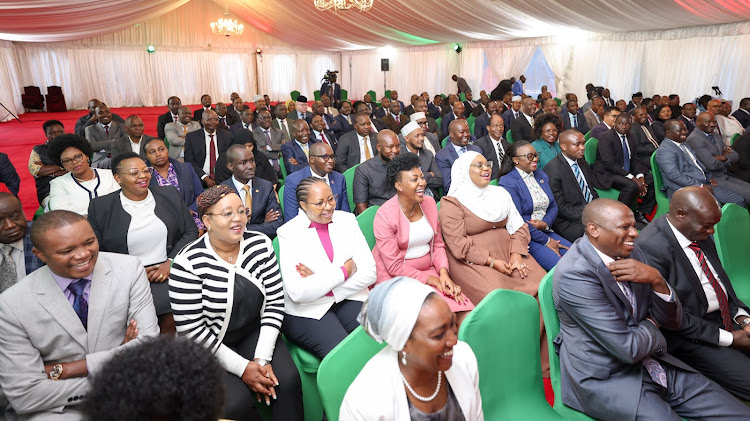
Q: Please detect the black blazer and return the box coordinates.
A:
[184,129,233,179]
[157,111,178,140]
[509,114,533,142]
[87,186,198,260]
[334,131,378,174]
[629,123,660,169]
[193,107,215,126]
[730,132,750,183]
[219,177,282,239]
[214,148,279,187]
[678,116,696,135]
[542,153,598,243]
[560,110,591,135]
[637,215,750,345]
[593,128,650,189]
[474,135,511,180]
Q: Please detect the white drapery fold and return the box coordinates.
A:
[0,40,23,122]
[484,44,537,87]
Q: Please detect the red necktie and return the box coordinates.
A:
[688,242,733,331]
[396,115,400,125]
[209,134,216,179]
[172,114,178,122]
[320,132,328,145]
[103,125,109,136]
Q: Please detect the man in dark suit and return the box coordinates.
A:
[334,101,355,136]
[630,107,661,169]
[309,115,338,152]
[625,92,643,112]
[320,73,341,106]
[403,94,417,117]
[475,114,510,180]
[600,88,615,108]
[560,99,590,135]
[554,198,750,420]
[156,96,181,140]
[281,119,318,175]
[0,193,44,292]
[362,93,377,117]
[440,101,465,137]
[509,97,536,142]
[389,90,406,114]
[678,103,697,135]
[354,102,387,133]
[334,113,377,173]
[283,142,349,222]
[637,186,750,401]
[215,103,238,131]
[228,96,244,123]
[429,95,444,119]
[401,122,442,197]
[309,101,341,136]
[490,77,513,101]
[589,106,621,140]
[502,96,522,136]
[111,115,156,161]
[229,108,256,136]
[374,97,389,120]
[593,113,655,224]
[288,95,313,121]
[193,94,214,125]
[731,131,750,183]
[435,119,482,192]
[271,103,293,141]
[462,91,479,114]
[412,99,440,139]
[473,100,498,141]
[731,98,750,130]
[543,130,598,242]
[0,153,20,196]
[220,145,282,239]
[184,110,232,188]
[382,101,407,133]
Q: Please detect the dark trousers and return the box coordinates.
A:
[222,329,303,421]
[282,299,362,359]
[611,173,656,214]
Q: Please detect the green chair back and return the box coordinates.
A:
[459,92,467,102]
[583,130,592,141]
[441,136,449,149]
[340,89,348,101]
[539,270,597,420]
[278,185,285,215]
[506,130,514,143]
[384,90,391,101]
[435,117,442,132]
[343,164,359,212]
[584,137,620,200]
[489,179,498,186]
[290,90,300,101]
[279,157,288,180]
[314,90,322,101]
[317,326,387,421]
[650,152,669,218]
[33,206,44,220]
[367,90,376,102]
[355,205,379,250]
[466,114,476,136]
[732,133,740,145]
[554,98,562,107]
[459,289,567,420]
[714,203,750,305]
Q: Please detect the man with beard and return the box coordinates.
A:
[400,121,442,197]
[353,130,401,214]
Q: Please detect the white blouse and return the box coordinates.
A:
[404,215,433,259]
[120,190,168,266]
[47,169,119,216]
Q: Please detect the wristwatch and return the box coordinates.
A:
[255,358,270,367]
[50,364,63,381]
[739,318,750,329]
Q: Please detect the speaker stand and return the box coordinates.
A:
[0,102,21,123]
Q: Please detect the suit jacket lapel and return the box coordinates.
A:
[562,155,585,202]
[581,237,634,316]
[658,218,709,312]
[34,267,88,350]
[86,257,114,351]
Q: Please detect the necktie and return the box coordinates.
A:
[572,114,578,128]
[495,141,505,167]
[299,112,305,120]
[280,120,288,138]
[264,130,272,147]
[459,146,467,155]
[103,124,109,137]
[715,123,723,138]
[620,134,631,173]
[688,242,733,331]
[172,114,178,122]
[706,132,718,150]
[396,115,400,125]
[220,117,226,126]
[0,244,17,293]
[209,134,216,179]
[619,280,668,387]
[183,124,188,135]
[241,185,253,214]
[572,162,593,203]
[514,111,519,119]
[642,126,659,149]
[68,279,89,330]
[363,137,372,160]
[647,114,653,124]
[303,143,309,159]
[680,144,705,177]
[320,132,328,145]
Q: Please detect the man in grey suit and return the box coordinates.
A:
[84,104,125,169]
[252,110,285,171]
[408,112,440,155]
[271,103,293,141]
[656,119,745,206]
[584,97,604,132]
[0,210,158,420]
[686,112,750,204]
[335,113,378,174]
[400,122,442,197]
[288,96,312,121]
[74,99,125,137]
[553,198,750,420]
[111,115,155,161]
[164,106,201,160]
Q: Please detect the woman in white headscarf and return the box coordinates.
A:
[439,151,549,376]
[340,277,483,421]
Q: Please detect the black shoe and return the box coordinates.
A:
[634,210,650,226]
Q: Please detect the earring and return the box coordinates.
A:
[118,182,122,186]
[401,351,407,366]
[208,227,212,232]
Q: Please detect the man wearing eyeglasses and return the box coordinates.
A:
[435,119,482,192]
[220,144,282,239]
[283,143,349,222]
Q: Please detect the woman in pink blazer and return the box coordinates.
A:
[372,153,474,317]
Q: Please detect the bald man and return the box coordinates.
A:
[353,130,401,214]
[708,99,743,145]
[636,186,750,402]
[111,115,156,161]
[554,198,750,420]
[435,119,482,192]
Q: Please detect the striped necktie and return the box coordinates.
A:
[572,162,592,203]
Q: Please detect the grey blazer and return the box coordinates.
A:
[252,126,286,155]
[271,118,294,141]
[686,129,738,175]
[164,121,201,160]
[111,135,156,161]
[85,122,126,169]
[0,253,159,420]
[655,139,710,198]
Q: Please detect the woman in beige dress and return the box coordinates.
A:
[439,151,549,376]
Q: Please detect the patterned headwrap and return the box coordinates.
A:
[196,185,238,217]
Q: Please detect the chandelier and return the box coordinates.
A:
[211,6,244,37]
[314,0,374,12]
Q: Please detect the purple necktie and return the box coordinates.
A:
[68,279,89,330]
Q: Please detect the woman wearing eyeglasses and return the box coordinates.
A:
[276,177,376,358]
[530,113,564,169]
[170,185,304,420]
[87,152,198,333]
[499,141,571,271]
[47,134,119,216]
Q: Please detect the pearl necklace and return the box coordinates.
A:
[400,370,442,402]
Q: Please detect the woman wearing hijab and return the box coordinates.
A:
[651,105,673,142]
[341,277,484,420]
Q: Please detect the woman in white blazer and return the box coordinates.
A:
[341,277,484,421]
[47,134,119,216]
[277,177,376,359]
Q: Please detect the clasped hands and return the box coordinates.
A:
[488,253,530,278]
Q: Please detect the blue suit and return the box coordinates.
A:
[282,167,350,222]
[473,112,491,140]
[435,143,482,192]
[498,168,570,270]
[502,109,517,135]
[440,113,458,137]
[280,140,319,175]
[334,114,354,135]
[220,177,283,239]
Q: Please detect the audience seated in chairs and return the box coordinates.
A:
[277,177,376,359]
[47,134,119,216]
[372,153,474,321]
[651,104,673,142]
[85,103,125,169]
[169,185,303,421]
[163,105,201,160]
[341,277,484,420]
[499,141,572,271]
[215,129,279,188]
[28,119,67,208]
[111,115,155,161]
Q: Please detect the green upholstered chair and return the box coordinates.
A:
[314,90,322,101]
[466,114,476,136]
[317,326,386,421]
[459,92,467,102]
[435,117,442,132]
[367,90,377,102]
[340,89,348,101]
[355,205,379,250]
[554,98,562,107]
[538,270,598,420]
[343,164,359,212]
[584,130,592,141]
[441,136,449,149]
[290,90,300,101]
[278,185,285,215]
[459,288,568,420]
[583,137,619,200]
[384,90,391,101]
[506,130,514,143]
[489,179,498,186]
[731,133,740,145]
[271,237,324,421]
[33,206,45,220]
[279,158,288,181]
[650,152,669,218]
[714,203,750,305]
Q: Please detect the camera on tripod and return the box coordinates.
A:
[321,70,339,83]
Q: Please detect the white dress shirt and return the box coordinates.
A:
[202,130,219,178]
[358,134,370,163]
[232,176,253,205]
[129,136,142,154]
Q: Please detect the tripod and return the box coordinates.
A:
[0,102,21,123]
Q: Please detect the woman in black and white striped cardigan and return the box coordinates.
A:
[169,185,303,421]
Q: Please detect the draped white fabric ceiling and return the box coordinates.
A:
[2,0,750,49]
